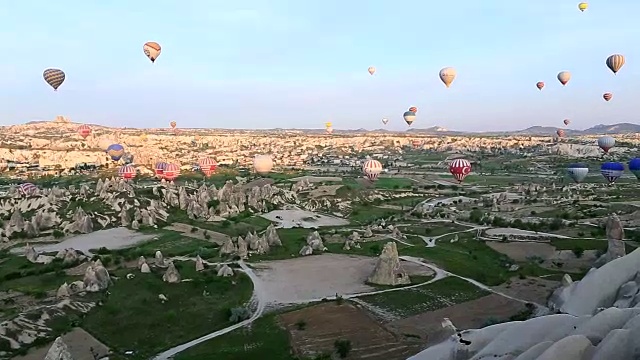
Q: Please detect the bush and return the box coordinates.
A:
[334,339,352,358]
[228,307,251,323]
[572,247,584,258]
[295,319,307,330]
[52,229,65,239]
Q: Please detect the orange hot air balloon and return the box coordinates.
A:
[77,124,91,139]
[170,121,176,129]
[408,106,418,113]
[557,129,566,137]
[368,66,376,75]
[143,42,162,63]
[603,93,613,101]
[536,82,544,90]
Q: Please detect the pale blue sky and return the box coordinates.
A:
[0,0,639,131]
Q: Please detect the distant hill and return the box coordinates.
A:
[507,123,640,136]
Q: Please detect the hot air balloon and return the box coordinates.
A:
[557,71,571,86]
[557,129,566,137]
[118,165,136,180]
[536,82,545,90]
[368,67,376,75]
[606,54,625,74]
[170,121,177,129]
[563,119,570,126]
[43,68,66,91]
[629,158,640,180]
[77,125,91,139]
[439,67,457,88]
[163,163,181,181]
[106,144,125,161]
[598,136,615,153]
[603,92,613,101]
[362,159,383,181]
[199,157,218,177]
[18,183,37,196]
[601,162,624,184]
[567,163,589,183]
[412,139,422,149]
[449,158,472,183]
[403,111,416,126]
[325,122,333,134]
[408,106,418,113]
[382,118,389,125]
[254,155,273,175]
[578,2,588,12]
[154,162,167,179]
[143,42,162,63]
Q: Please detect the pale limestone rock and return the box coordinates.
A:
[364,226,373,238]
[219,238,237,256]
[299,245,313,256]
[195,255,205,271]
[163,262,181,283]
[56,283,70,299]
[155,250,166,267]
[217,264,234,277]
[140,263,151,273]
[44,336,74,360]
[265,224,282,246]
[137,256,146,269]
[367,242,410,286]
[237,237,248,259]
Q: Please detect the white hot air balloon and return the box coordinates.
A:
[557,71,571,86]
[362,159,383,181]
[253,155,273,175]
[439,67,457,88]
[597,136,615,154]
[382,118,389,125]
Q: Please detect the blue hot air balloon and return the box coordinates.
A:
[629,158,640,180]
[601,162,624,184]
[567,163,589,183]
[106,144,125,161]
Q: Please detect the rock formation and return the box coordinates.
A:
[367,242,410,286]
[217,264,234,277]
[44,336,74,360]
[195,255,205,271]
[162,262,181,283]
[265,224,282,246]
[83,260,111,292]
[604,214,626,263]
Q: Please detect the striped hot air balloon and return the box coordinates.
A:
[43,68,66,91]
[199,158,218,177]
[408,106,418,113]
[163,163,181,181]
[403,111,416,126]
[143,42,162,63]
[106,144,125,161]
[606,54,625,74]
[154,162,167,179]
[598,136,615,153]
[629,158,640,180]
[601,162,624,184]
[536,82,544,90]
[18,183,37,196]
[449,158,472,183]
[77,125,91,139]
[603,93,612,101]
[362,159,383,181]
[412,139,422,148]
[118,165,136,180]
[567,163,589,183]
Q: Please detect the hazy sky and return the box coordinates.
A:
[1,0,639,131]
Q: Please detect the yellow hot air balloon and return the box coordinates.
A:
[368,67,376,75]
[439,67,457,88]
[578,2,588,12]
[325,122,332,128]
[606,54,625,74]
[143,42,162,63]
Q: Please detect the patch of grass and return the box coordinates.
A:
[383,197,426,206]
[0,254,80,293]
[349,205,403,225]
[400,223,470,237]
[245,228,310,261]
[374,177,413,190]
[167,208,272,237]
[359,277,489,318]
[82,261,253,359]
[550,239,636,254]
[174,314,295,360]
[111,231,220,260]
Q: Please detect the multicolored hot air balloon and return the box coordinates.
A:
[163,163,181,181]
[557,71,571,86]
[118,165,136,180]
[563,119,570,126]
[601,162,624,184]
[199,158,218,177]
[43,68,66,91]
[598,136,615,153]
[606,54,625,74]
[382,118,389,125]
[603,93,613,101]
[449,158,472,183]
[170,121,177,129]
[18,183,38,196]
[629,158,640,180]
[362,159,383,181]
[78,125,91,139]
[254,155,273,175]
[557,129,566,138]
[154,162,167,179]
[403,111,416,126]
[368,67,376,75]
[325,122,333,134]
[106,144,125,161]
[578,2,588,12]
[567,163,589,183]
[408,106,418,113]
[536,82,545,90]
[143,42,162,63]
[439,67,456,88]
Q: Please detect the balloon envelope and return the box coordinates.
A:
[557,71,571,85]
[368,67,375,75]
[382,118,389,125]
[563,119,570,126]
[403,111,416,126]
[603,93,612,101]
[118,165,136,180]
[143,42,162,63]
[606,54,625,74]
[449,158,472,183]
[567,163,589,183]
[598,136,615,153]
[556,129,565,137]
[578,2,588,11]
[439,67,457,88]
[254,155,273,175]
[43,68,66,91]
[536,82,544,90]
[18,183,38,196]
[163,163,181,181]
[106,144,125,161]
[78,125,91,139]
[362,159,383,181]
[629,158,640,180]
[601,162,624,184]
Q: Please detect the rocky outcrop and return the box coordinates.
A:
[195,255,205,271]
[265,224,282,246]
[163,262,181,283]
[44,336,74,360]
[367,242,410,286]
[83,260,111,292]
[217,264,234,277]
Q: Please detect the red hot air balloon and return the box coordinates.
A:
[408,106,418,113]
[557,129,566,137]
[154,162,167,179]
[449,158,471,183]
[77,125,92,139]
[603,93,613,101]
[199,158,218,177]
[18,183,38,196]
[536,82,544,90]
[412,139,422,148]
[362,159,383,181]
[118,165,136,180]
[163,163,181,181]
